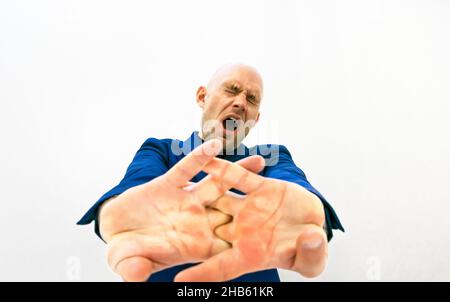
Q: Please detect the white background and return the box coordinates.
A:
[1,0,449,281]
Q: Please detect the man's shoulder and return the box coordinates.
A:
[247,143,290,157]
[141,136,177,147]
[139,135,195,160]
[141,132,198,150]
[136,136,180,158]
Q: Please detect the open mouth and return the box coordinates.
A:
[222,116,240,134]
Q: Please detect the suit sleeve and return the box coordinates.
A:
[263,145,344,241]
[76,138,170,240]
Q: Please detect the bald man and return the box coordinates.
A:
[77,63,344,282]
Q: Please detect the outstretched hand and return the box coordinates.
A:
[174,156,327,281]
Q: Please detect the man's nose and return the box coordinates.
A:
[232,92,248,113]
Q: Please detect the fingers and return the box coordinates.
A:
[206,209,234,253]
[174,248,250,282]
[164,139,222,187]
[190,155,264,206]
[191,156,265,207]
[209,192,246,216]
[182,181,195,188]
[234,155,266,175]
[202,157,265,194]
[206,208,232,229]
[214,223,235,243]
[210,237,232,256]
[293,224,328,278]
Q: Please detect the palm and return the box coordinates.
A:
[220,180,324,270]
[102,178,227,272]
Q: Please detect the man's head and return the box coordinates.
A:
[196,63,263,150]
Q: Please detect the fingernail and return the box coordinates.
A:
[302,237,323,250]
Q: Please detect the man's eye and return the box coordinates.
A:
[248,95,260,104]
[226,86,239,94]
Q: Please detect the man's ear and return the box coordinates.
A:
[196,86,207,108]
[255,112,260,123]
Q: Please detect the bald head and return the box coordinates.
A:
[206,63,264,96]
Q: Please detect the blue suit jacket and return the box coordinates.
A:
[77,131,344,282]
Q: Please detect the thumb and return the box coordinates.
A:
[115,256,153,282]
[293,224,328,278]
[107,236,170,282]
